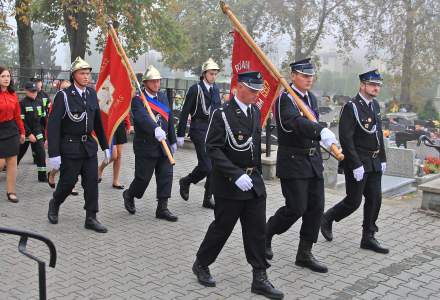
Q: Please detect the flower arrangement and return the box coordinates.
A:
[423,156,440,174]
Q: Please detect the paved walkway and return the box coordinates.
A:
[1,145,440,299]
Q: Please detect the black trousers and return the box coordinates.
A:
[17,140,46,178]
[330,170,382,233]
[128,155,173,200]
[53,155,99,212]
[197,195,269,270]
[186,133,212,192]
[267,177,324,243]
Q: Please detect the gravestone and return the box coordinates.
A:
[419,178,440,212]
[323,154,338,188]
[384,139,416,178]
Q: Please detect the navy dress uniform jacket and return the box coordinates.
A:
[338,94,386,173]
[47,85,109,159]
[275,89,325,179]
[131,91,177,158]
[206,98,265,200]
[176,81,221,138]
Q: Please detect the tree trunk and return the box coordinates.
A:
[293,0,305,61]
[400,4,416,105]
[15,0,34,86]
[63,6,89,63]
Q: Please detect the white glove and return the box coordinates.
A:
[353,165,365,182]
[104,149,111,164]
[48,156,61,171]
[154,127,166,142]
[320,128,338,149]
[235,174,253,191]
[171,143,177,154]
[177,137,185,147]
[381,162,386,173]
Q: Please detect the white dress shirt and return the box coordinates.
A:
[234,96,250,116]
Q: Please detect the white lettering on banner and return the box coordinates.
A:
[234,60,250,73]
[256,98,264,109]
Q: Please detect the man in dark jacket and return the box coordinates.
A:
[122,65,178,222]
[321,69,389,254]
[177,58,221,209]
[47,56,110,233]
[193,71,284,300]
[265,58,337,273]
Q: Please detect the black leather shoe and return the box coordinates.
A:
[123,190,136,214]
[112,184,125,190]
[320,212,334,241]
[251,269,284,299]
[192,260,216,287]
[48,198,59,224]
[84,217,108,233]
[156,199,178,222]
[156,208,178,222]
[361,234,389,254]
[295,239,328,273]
[202,193,215,209]
[179,178,190,201]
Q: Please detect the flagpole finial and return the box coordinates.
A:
[220,1,228,13]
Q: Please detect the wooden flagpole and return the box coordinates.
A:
[220,1,344,161]
[107,21,175,165]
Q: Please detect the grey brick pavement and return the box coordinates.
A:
[1,145,440,299]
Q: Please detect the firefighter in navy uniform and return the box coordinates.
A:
[177,58,222,209]
[17,81,47,182]
[193,71,284,300]
[265,58,337,273]
[47,57,110,233]
[320,69,389,254]
[122,65,178,222]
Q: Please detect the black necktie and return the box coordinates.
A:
[368,102,374,112]
[246,106,252,120]
[209,87,213,98]
[304,94,310,107]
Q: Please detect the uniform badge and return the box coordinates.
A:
[367,117,372,122]
[236,108,241,115]
[238,134,244,141]
[74,113,79,118]
[364,123,369,128]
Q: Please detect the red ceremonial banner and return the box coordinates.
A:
[96,34,134,143]
[230,30,281,127]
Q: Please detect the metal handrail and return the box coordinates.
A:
[0,227,57,300]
